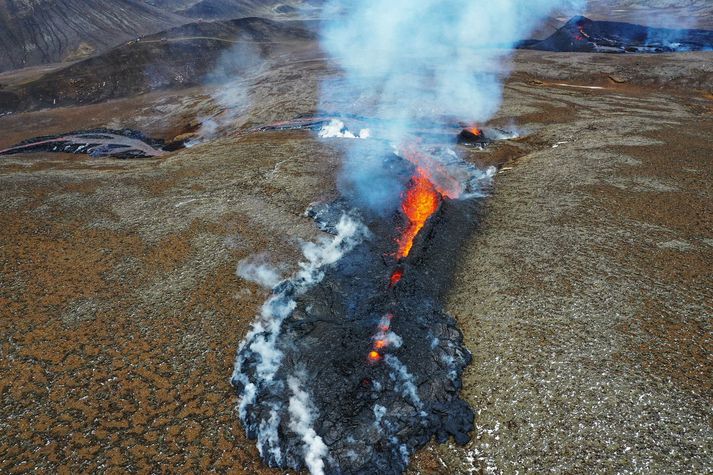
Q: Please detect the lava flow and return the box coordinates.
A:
[396,170,442,259]
[388,267,404,288]
[371,167,443,363]
[234,141,484,474]
[575,24,590,41]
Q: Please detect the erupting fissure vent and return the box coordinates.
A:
[388,267,404,288]
[232,141,494,474]
[369,164,446,363]
[396,170,442,259]
[574,24,590,41]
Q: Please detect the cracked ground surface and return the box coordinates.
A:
[1,49,712,473]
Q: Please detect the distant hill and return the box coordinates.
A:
[0,17,316,113]
[533,1,713,41]
[0,0,187,72]
[522,15,713,53]
[178,0,293,19]
[587,0,713,30]
[585,0,713,29]
[0,0,320,73]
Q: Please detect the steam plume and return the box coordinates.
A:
[237,255,282,289]
[321,0,585,125]
[318,119,370,139]
[319,0,584,211]
[191,42,263,144]
[288,373,329,475]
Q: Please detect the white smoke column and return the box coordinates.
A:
[373,404,387,427]
[384,354,423,410]
[322,0,584,127]
[234,214,367,386]
[297,214,370,285]
[288,373,329,475]
[257,405,283,464]
[320,0,583,211]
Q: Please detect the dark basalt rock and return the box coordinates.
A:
[0,91,20,114]
[306,199,355,235]
[233,154,482,474]
[457,128,489,147]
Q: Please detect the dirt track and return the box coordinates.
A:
[0,47,711,473]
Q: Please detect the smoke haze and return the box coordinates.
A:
[321,0,585,127]
[237,255,282,289]
[192,42,263,143]
[318,0,584,213]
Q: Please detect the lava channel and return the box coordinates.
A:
[233,145,489,474]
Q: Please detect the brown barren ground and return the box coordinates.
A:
[1,48,711,474]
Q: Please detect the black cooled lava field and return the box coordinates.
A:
[232,145,491,474]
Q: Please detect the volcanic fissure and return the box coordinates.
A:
[232,134,495,474]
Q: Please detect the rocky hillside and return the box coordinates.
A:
[0,0,188,72]
[177,0,298,19]
[143,0,320,19]
[0,17,317,112]
[585,0,713,29]
[0,0,320,73]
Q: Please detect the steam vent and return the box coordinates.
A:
[1,1,712,474]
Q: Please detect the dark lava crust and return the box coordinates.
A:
[0,128,170,159]
[232,164,484,473]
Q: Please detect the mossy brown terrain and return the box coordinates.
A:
[0,17,711,475]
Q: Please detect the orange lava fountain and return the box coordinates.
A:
[396,169,441,259]
[368,145,459,362]
[399,143,462,199]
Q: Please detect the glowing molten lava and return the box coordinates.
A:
[389,267,404,288]
[396,170,441,259]
[467,126,482,136]
[575,25,590,41]
[368,144,458,362]
[399,143,463,199]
